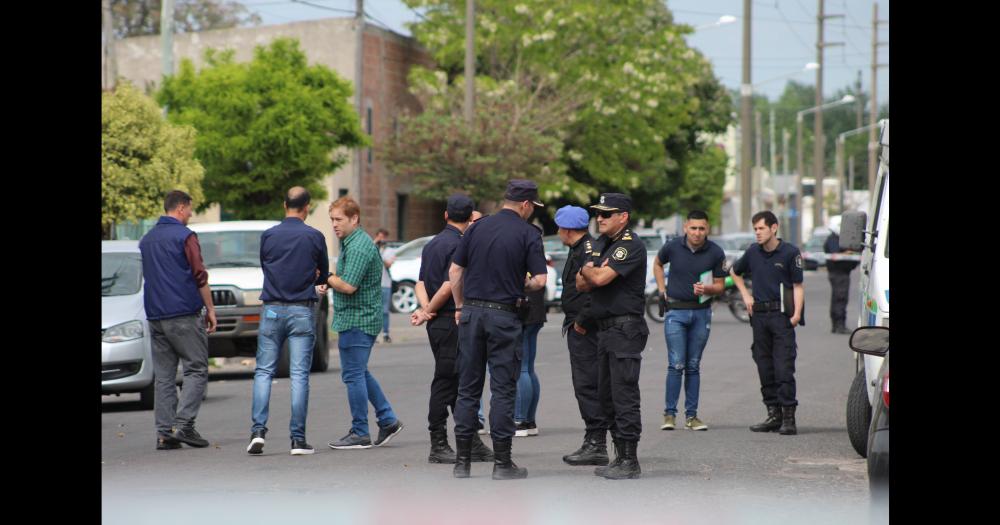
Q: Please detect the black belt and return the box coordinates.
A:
[596,315,642,331]
[666,298,709,310]
[264,300,317,307]
[465,299,517,313]
[752,300,782,313]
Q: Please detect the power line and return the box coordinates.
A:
[771,3,813,54]
[671,8,866,28]
[287,0,356,15]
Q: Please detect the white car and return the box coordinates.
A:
[102,241,154,409]
[188,221,331,377]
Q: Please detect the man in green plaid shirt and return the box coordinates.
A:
[324,197,404,450]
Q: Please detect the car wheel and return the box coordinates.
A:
[138,381,155,410]
[645,292,665,323]
[311,311,330,373]
[391,281,419,313]
[847,368,872,458]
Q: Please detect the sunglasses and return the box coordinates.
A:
[596,210,620,219]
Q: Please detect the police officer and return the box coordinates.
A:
[554,205,610,467]
[410,194,494,464]
[823,217,859,334]
[449,180,548,480]
[577,193,648,480]
[730,211,805,436]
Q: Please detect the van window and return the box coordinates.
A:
[871,168,888,238]
[884,220,889,259]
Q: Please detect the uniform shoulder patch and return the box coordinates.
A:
[794,255,803,268]
[612,246,628,261]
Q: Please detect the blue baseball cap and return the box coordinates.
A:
[555,205,589,229]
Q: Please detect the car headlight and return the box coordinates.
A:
[243,290,263,306]
[102,320,144,343]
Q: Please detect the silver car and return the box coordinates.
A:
[102,241,154,409]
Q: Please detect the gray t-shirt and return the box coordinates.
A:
[379,246,393,288]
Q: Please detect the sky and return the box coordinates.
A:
[245,0,889,105]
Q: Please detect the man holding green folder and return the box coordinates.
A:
[652,210,727,431]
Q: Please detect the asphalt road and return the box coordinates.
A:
[102,269,887,525]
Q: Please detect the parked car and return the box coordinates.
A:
[102,241,154,409]
[187,221,330,377]
[848,326,890,495]
[715,232,756,272]
[801,232,829,271]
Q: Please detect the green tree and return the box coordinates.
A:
[157,38,369,219]
[102,81,205,239]
[110,0,261,39]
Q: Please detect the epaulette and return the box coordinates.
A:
[584,240,593,254]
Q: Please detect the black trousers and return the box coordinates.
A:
[426,315,459,432]
[749,311,798,407]
[828,270,851,326]
[566,326,608,433]
[454,305,523,440]
[596,318,648,442]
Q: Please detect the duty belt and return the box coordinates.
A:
[751,300,782,313]
[666,298,708,310]
[264,300,316,307]
[465,299,517,313]
[596,315,642,331]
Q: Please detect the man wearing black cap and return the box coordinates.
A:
[448,179,548,480]
[410,194,494,465]
[577,193,648,480]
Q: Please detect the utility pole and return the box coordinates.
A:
[355,0,364,205]
[814,0,843,233]
[835,137,844,215]
[782,128,790,235]
[740,0,752,229]
[161,0,174,80]
[869,3,888,192]
[754,110,762,210]
[464,0,475,125]
[102,0,117,91]
[855,70,863,130]
[769,109,776,187]
[795,115,804,245]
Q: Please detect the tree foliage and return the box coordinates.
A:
[102,81,205,237]
[109,0,261,39]
[157,38,369,219]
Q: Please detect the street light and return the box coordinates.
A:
[695,15,737,31]
[753,62,819,90]
[792,94,856,245]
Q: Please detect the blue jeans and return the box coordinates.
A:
[381,287,391,335]
[515,323,542,422]
[664,308,712,417]
[338,328,397,437]
[252,305,315,440]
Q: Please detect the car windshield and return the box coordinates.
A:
[394,237,431,259]
[197,231,263,268]
[102,252,143,297]
[640,235,664,253]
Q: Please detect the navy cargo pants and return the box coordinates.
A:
[749,311,798,407]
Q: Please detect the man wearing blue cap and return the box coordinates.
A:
[449,179,548,480]
[554,206,610,467]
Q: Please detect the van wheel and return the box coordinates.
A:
[847,369,872,458]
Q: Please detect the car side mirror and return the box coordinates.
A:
[849,326,889,357]
[840,211,867,252]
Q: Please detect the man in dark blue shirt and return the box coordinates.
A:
[652,210,727,433]
[410,194,494,465]
[823,218,860,334]
[247,187,330,457]
[730,210,804,436]
[449,180,548,480]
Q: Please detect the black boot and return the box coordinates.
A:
[749,405,782,432]
[428,428,456,464]
[470,432,495,462]
[491,438,528,480]
[594,435,622,476]
[563,430,609,466]
[779,406,798,435]
[600,440,641,479]
[453,437,472,478]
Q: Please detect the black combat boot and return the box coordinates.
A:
[428,428,456,464]
[749,405,782,432]
[779,406,798,435]
[600,440,641,480]
[594,435,623,476]
[563,430,609,466]
[491,438,528,480]
[453,437,472,478]
[470,432,495,462]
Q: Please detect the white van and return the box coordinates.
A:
[840,119,889,457]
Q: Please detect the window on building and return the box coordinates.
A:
[339,188,349,198]
[396,193,408,241]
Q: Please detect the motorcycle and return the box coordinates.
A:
[645,276,751,324]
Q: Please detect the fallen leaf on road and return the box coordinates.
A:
[117,433,124,438]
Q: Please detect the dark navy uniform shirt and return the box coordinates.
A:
[259,217,330,303]
[418,224,463,314]
[656,236,727,303]
[560,232,599,328]
[588,227,647,318]
[732,239,804,302]
[823,232,860,273]
[452,209,548,305]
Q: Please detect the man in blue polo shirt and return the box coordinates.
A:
[247,187,330,457]
[730,211,805,436]
[139,190,218,451]
[652,210,727,432]
[449,180,548,480]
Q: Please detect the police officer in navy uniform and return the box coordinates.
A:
[554,205,610,467]
[410,194,494,465]
[730,211,805,436]
[822,219,859,334]
[577,193,648,480]
[448,180,548,480]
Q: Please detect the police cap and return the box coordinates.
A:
[504,179,545,207]
[590,193,632,213]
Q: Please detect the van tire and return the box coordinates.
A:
[847,369,872,458]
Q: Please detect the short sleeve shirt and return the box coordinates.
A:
[588,227,647,318]
[418,224,463,314]
[452,209,548,305]
[655,236,727,302]
[732,240,804,302]
[332,229,384,336]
